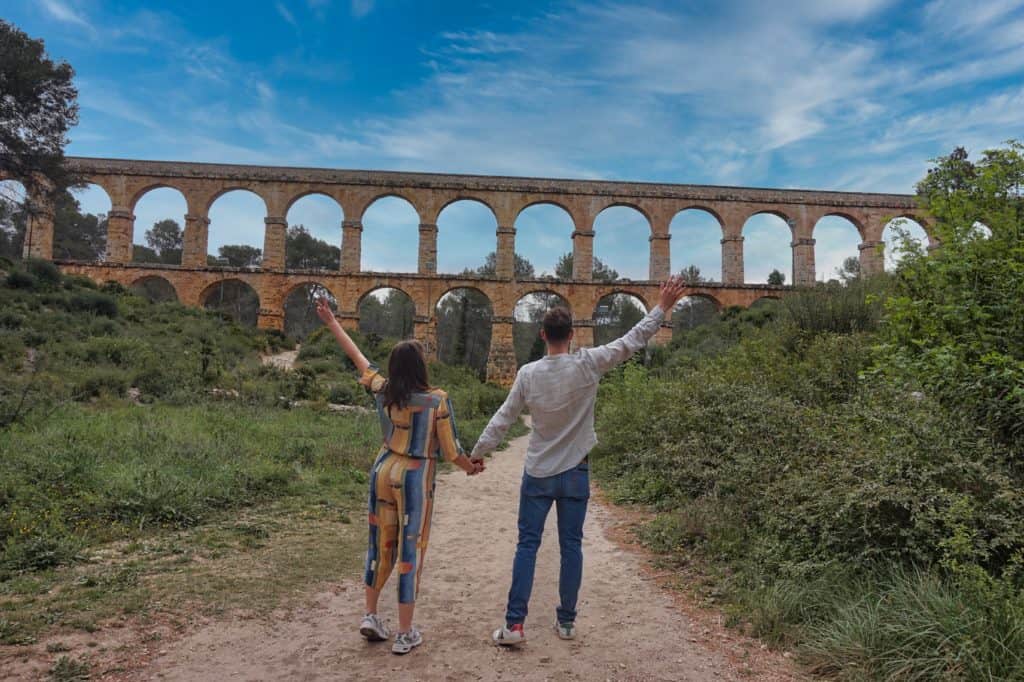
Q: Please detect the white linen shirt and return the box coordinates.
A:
[470,306,666,478]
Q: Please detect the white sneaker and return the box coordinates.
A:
[392,627,423,655]
[492,623,526,646]
[555,622,576,640]
[359,613,389,642]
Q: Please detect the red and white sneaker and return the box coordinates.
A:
[492,623,526,646]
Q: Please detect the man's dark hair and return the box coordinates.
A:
[542,306,573,342]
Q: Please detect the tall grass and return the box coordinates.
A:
[0,403,378,576]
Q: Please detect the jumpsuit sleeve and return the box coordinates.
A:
[358,362,387,394]
[434,394,466,463]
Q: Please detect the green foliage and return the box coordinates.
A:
[878,141,1024,452]
[0,403,378,576]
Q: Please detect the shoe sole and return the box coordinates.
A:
[391,639,422,655]
[493,633,526,647]
[360,626,387,642]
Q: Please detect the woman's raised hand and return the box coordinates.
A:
[658,275,688,310]
[315,296,336,325]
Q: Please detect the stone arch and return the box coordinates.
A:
[670,208,725,282]
[357,285,415,339]
[285,193,343,271]
[131,186,188,265]
[200,278,260,327]
[750,295,781,308]
[283,189,345,216]
[672,293,720,335]
[594,200,653,225]
[436,199,498,275]
[58,182,112,263]
[203,186,272,214]
[593,205,650,280]
[206,190,268,267]
[129,275,178,303]
[513,202,576,279]
[283,281,337,340]
[882,216,930,270]
[129,182,190,212]
[513,290,572,366]
[435,286,494,377]
[813,214,862,281]
[361,195,420,273]
[592,292,648,346]
[742,212,793,284]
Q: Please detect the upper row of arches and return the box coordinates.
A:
[2,178,934,283]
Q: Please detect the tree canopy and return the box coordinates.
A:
[0,20,79,202]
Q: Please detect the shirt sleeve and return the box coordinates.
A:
[581,305,665,376]
[434,395,465,463]
[358,362,387,394]
[469,370,527,458]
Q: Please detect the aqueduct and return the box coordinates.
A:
[11,157,926,384]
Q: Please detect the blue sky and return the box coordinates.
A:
[4,0,1023,281]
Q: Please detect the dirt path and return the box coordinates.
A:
[130,426,800,682]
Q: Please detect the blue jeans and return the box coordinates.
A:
[505,461,590,626]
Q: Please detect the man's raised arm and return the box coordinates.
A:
[583,276,687,375]
[469,370,527,461]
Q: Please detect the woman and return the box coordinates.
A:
[315,297,482,655]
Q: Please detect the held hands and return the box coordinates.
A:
[462,456,486,476]
[314,296,337,326]
[658,275,688,310]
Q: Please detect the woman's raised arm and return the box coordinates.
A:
[315,297,371,374]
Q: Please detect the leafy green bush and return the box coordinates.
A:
[5,270,36,290]
[66,290,119,317]
[74,368,129,399]
[24,259,61,286]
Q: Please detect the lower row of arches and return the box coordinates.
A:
[126,276,780,376]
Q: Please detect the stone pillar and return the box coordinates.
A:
[721,236,744,285]
[418,223,438,274]
[335,312,360,332]
[257,307,284,331]
[572,230,595,281]
[791,237,816,286]
[654,324,674,345]
[414,316,437,361]
[485,316,517,386]
[495,226,516,280]
[182,214,210,268]
[21,194,55,261]
[262,216,287,272]
[649,234,671,281]
[341,219,362,273]
[858,240,885,276]
[105,208,134,264]
[571,320,595,351]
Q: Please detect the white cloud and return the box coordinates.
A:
[275,2,298,27]
[40,0,93,30]
[351,0,375,18]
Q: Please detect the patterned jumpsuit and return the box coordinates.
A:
[359,364,468,603]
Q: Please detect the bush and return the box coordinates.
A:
[66,290,119,317]
[23,259,61,286]
[74,368,129,399]
[5,270,36,290]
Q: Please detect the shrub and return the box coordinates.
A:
[23,259,61,286]
[5,270,36,290]
[74,368,129,399]
[66,291,119,318]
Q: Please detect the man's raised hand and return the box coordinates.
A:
[658,275,688,310]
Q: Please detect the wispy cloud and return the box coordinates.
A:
[351,0,375,18]
[39,0,93,30]
[275,2,298,28]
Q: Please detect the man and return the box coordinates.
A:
[471,276,688,645]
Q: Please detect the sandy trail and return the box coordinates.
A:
[133,425,796,681]
[262,348,300,370]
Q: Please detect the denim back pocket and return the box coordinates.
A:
[562,467,591,500]
[522,472,559,498]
